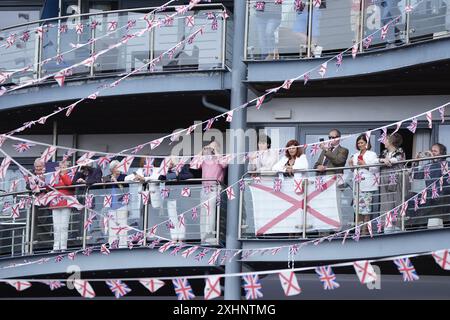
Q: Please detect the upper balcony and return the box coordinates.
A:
[0,3,232,111]
[244,0,450,93]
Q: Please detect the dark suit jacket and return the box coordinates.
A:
[314,145,349,175]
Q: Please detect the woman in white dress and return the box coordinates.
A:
[348,134,380,234]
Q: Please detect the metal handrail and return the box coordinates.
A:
[246,154,450,177]
[0,3,227,32]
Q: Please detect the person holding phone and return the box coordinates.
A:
[348,134,379,234]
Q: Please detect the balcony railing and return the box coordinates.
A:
[0,179,225,257]
[0,4,230,88]
[239,155,450,239]
[245,0,450,60]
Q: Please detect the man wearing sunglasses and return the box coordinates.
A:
[314,129,349,176]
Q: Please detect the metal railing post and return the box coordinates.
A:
[215,182,221,244]
[359,0,365,52]
[244,0,250,60]
[306,1,313,58]
[142,183,149,246]
[90,23,95,77]
[302,178,308,238]
[221,9,227,68]
[82,188,89,249]
[401,168,407,231]
[405,0,411,44]
[238,181,244,239]
[29,197,36,254]
[24,196,31,254]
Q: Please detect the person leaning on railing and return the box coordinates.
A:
[102,160,128,248]
[248,134,279,173]
[47,160,73,252]
[272,139,308,179]
[378,132,406,231]
[412,143,450,225]
[348,134,380,235]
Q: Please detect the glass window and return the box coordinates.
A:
[0,8,41,29]
[439,125,450,152]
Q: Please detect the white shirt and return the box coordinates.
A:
[350,150,379,192]
[272,154,309,179]
[248,149,279,172]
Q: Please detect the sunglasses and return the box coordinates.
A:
[328,136,339,139]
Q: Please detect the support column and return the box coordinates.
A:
[224,0,248,300]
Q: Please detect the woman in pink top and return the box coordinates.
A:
[195,141,228,244]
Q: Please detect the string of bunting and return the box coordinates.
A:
[1,248,449,299]
[1,141,448,278]
[0,5,227,93]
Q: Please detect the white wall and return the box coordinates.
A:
[247,95,450,123]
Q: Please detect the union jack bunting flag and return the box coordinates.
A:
[388,172,398,185]
[160,188,170,199]
[407,118,418,133]
[84,194,94,209]
[432,183,439,199]
[208,249,221,265]
[106,280,131,299]
[255,1,265,10]
[420,188,427,205]
[242,275,263,300]
[315,266,340,290]
[43,281,65,291]
[40,146,57,163]
[101,243,110,255]
[313,0,321,7]
[315,176,325,192]
[97,156,111,170]
[103,195,112,208]
[90,20,99,30]
[335,53,343,68]
[126,19,136,30]
[84,212,96,231]
[353,260,377,284]
[118,156,134,173]
[54,254,64,263]
[181,245,199,258]
[75,23,84,34]
[432,249,450,270]
[424,165,431,180]
[172,278,195,300]
[5,34,15,48]
[294,0,304,12]
[393,258,419,282]
[405,4,413,12]
[400,201,408,217]
[255,95,265,110]
[204,276,221,300]
[225,110,233,122]
[272,178,282,192]
[309,143,320,156]
[0,157,12,180]
[158,241,176,253]
[378,127,387,144]
[352,225,361,242]
[351,43,358,59]
[438,106,445,123]
[318,62,327,78]
[7,281,32,291]
[380,24,389,39]
[195,248,210,261]
[170,244,184,256]
[185,15,195,27]
[204,118,215,131]
[392,121,402,134]
[376,217,383,233]
[68,252,76,260]
[192,207,198,220]
[354,171,364,184]
[77,152,96,165]
[363,35,373,49]
[139,278,165,293]
[108,21,118,31]
[282,79,293,90]
[21,31,31,42]
[13,142,34,153]
[226,186,235,200]
[122,193,131,205]
[441,161,449,175]
[239,179,246,191]
[143,157,154,176]
[279,271,301,296]
[414,195,419,211]
[82,246,93,256]
[426,111,433,128]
